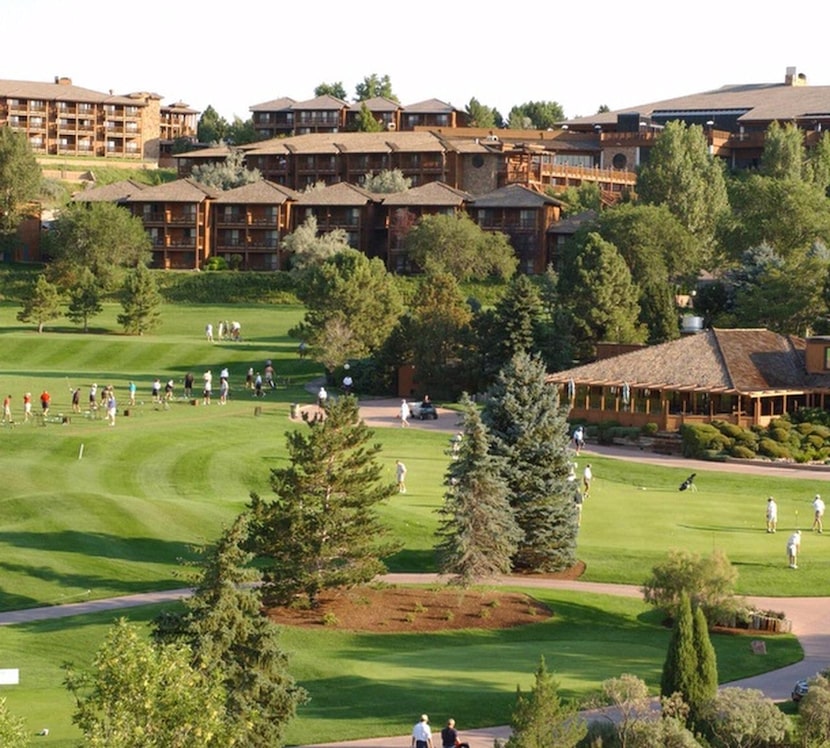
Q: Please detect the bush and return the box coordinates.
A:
[597,420,621,445]
[154,270,299,304]
[641,422,659,436]
[758,438,792,460]
[680,424,731,458]
[729,444,756,460]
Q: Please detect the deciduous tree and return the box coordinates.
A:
[0,127,41,238]
[483,352,578,572]
[0,698,27,748]
[363,168,411,193]
[697,687,789,748]
[436,394,521,585]
[283,215,351,277]
[16,274,62,332]
[191,149,261,189]
[196,105,229,145]
[760,121,804,181]
[507,101,565,130]
[314,82,348,100]
[248,395,400,607]
[354,73,397,102]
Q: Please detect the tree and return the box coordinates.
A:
[558,231,647,360]
[697,687,789,748]
[352,102,385,132]
[486,274,544,375]
[47,202,152,292]
[642,548,740,625]
[290,249,404,370]
[283,215,351,277]
[354,73,397,102]
[64,618,233,748]
[436,394,521,585]
[506,101,565,130]
[636,120,729,260]
[405,212,517,281]
[117,263,162,335]
[0,698,28,748]
[805,130,830,192]
[465,97,501,128]
[248,395,401,607]
[0,127,41,238]
[404,271,474,398]
[690,605,718,713]
[153,513,307,748]
[66,267,103,333]
[225,116,258,146]
[660,592,698,709]
[760,121,804,181]
[601,673,652,748]
[16,274,62,332]
[314,82,347,100]
[363,168,411,193]
[797,671,830,746]
[196,105,229,144]
[505,656,586,748]
[483,351,579,572]
[191,149,261,189]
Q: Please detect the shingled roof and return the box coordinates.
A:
[123,178,220,203]
[294,182,376,206]
[213,180,299,204]
[381,181,471,207]
[548,328,807,395]
[71,180,145,203]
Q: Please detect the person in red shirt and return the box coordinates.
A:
[2,394,13,424]
[23,392,32,422]
[40,390,51,418]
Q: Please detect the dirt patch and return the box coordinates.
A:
[266,562,585,633]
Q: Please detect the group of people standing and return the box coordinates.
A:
[411,714,470,748]
[205,320,242,343]
[766,493,825,569]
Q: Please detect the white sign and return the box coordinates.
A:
[0,669,19,685]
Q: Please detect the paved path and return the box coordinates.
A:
[3,395,829,748]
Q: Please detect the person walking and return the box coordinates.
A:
[812,494,825,534]
[411,714,433,748]
[573,425,584,455]
[128,381,137,406]
[582,463,593,498]
[441,718,470,748]
[396,460,407,494]
[40,390,51,419]
[105,388,117,426]
[71,387,81,414]
[183,372,194,399]
[787,530,802,569]
[205,322,213,343]
[203,370,213,406]
[766,496,778,533]
[317,386,328,412]
[3,394,13,424]
[400,399,410,428]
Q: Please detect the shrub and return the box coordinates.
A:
[698,688,790,747]
[758,438,792,460]
[712,420,745,440]
[641,422,659,436]
[204,256,228,271]
[680,424,731,458]
[322,612,339,626]
[729,444,756,460]
[597,420,621,445]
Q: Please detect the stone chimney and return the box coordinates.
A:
[785,67,807,86]
[54,76,72,86]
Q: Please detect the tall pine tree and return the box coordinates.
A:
[690,604,718,721]
[117,263,162,335]
[249,395,400,607]
[436,394,522,585]
[661,591,699,715]
[482,352,578,572]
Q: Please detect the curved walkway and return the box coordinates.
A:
[2,397,829,748]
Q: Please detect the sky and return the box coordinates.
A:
[5,1,830,123]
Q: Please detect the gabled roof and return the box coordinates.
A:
[71,180,145,203]
[348,96,401,112]
[162,101,198,114]
[249,96,296,112]
[381,181,471,207]
[548,210,598,235]
[173,145,233,161]
[547,328,807,395]
[123,177,221,203]
[241,131,447,157]
[294,182,377,206]
[213,180,299,204]
[0,78,158,106]
[403,98,459,113]
[290,94,348,110]
[471,183,566,209]
[565,75,830,128]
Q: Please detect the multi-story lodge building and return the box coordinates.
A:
[0,76,197,162]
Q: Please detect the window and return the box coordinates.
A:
[519,210,535,229]
[824,347,830,370]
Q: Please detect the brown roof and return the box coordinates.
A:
[249,96,296,112]
[242,131,446,157]
[471,183,566,209]
[403,98,460,113]
[213,180,299,205]
[348,97,401,112]
[123,177,220,203]
[291,94,348,110]
[548,328,807,394]
[71,180,145,203]
[294,182,377,206]
[0,78,157,106]
[381,181,471,207]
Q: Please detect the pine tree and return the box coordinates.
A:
[661,592,698,707]
[249,395,401,607]
[66,268,103,333]
[506,656,586,748]
[16,274,62,333]
[154,513,307,748]
[436,394,522,585]
[690,604,718,720]
[117,263,162,335]
[483,352,578,572]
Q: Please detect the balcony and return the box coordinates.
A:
[168,213,198,225]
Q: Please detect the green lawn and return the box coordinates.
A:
[0,299,818,744]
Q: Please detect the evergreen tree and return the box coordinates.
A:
[0,127,41,238]
[505,656,586,748]
[661,592,699,716]
[117,263,162,335]
[17,274,62,333]
[66,268,103,333]
[482,352,578,572]
[760,121,804,181]
[436,394,522,585]
[690,605,718,716]
[154,513,307,748]
[489,274,544,374]
[248,395,400,607]
[197,105,229,144]
[352,103,385,132]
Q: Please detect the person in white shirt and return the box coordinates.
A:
[582,463,593,497]
[411,714,433,748]
[812,494,825,533]
[787,530,801,568]
[766,496,778,533]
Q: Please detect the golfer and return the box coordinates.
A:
[787,530,801,569]
[766,496,778,533]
